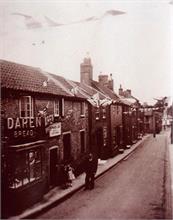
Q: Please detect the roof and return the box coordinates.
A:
[91,80,119,102]
[0,60,85,99]
[50,74,87,99]
[74,81,107,100]
[119,95,140,107]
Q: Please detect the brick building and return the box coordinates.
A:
[78,57,123,159]
[118,85,142,146]
[1,60,90,216]
[1,57,145,217]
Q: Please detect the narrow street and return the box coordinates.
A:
[37,131,172,219]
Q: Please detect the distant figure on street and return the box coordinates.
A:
[84,153,98,190]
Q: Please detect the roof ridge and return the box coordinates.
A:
[83,82,108,99]
[39,69,75,96]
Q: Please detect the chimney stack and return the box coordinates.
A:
[126,89,131,97]
[119,84,123,96]
[98,73,114,91]
[108,73,114,91]
[98,73,109,87]
[80,55,93,86]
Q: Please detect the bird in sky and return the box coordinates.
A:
[12,9,126,30]
[103,9,126,16]
[11,12,43,29]
[44,16,64,27]
[32,40,45,46]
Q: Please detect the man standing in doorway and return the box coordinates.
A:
[84,153,98,190]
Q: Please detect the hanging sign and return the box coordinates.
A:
[49,122,61,137]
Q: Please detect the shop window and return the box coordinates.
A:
[19,96,33,118]
[8,148,42,189]
[102,107,106,119]
[80,102,85,116]
[95,107,100,120]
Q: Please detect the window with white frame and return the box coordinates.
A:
[54,100,59,116]
[80,102,85,116]
[102,107,106,119]
[61,98,64,117]
[95,107,100,120]
[54,99,65,117]
[20,96,33,117]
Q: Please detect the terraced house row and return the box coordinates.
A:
[1,57,148,216]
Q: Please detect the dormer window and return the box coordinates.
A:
[19,96,33,118]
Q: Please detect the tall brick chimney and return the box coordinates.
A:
[126,89,131,97]
[98,73,109,87]
[108,73,114,91]
[119,84,123,96]
[80,56,93,86]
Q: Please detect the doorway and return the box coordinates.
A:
[49,147,58,187]
[95,128,103,158]
[63,132,71,162]
[80,130,85,154]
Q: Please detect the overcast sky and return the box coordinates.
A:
[0,0,172,104]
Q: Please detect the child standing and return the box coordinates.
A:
[67,164,75,187]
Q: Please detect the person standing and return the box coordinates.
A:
[60,164,69,189]
[84,153,98,190]
[67,164,75,187]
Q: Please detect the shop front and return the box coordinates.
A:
[1,115,62,217]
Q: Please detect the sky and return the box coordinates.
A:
[0,0,172,105]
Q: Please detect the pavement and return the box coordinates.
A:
[9,134,154,219]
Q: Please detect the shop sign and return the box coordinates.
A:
[49,122,61,137]
[5,117,44,143]
[5,115,60,143]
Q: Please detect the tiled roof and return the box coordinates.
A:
[119,96,140,107]
[74,82,107,100]
[91,80,119,101]
[50,74,86,99]
[0,60,84,99]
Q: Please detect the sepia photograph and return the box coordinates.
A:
[0,0,173,219]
